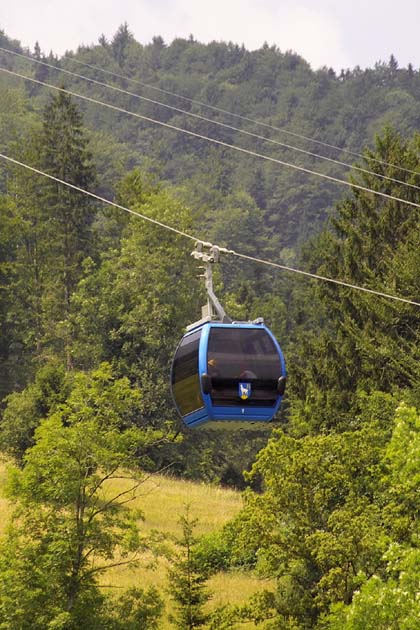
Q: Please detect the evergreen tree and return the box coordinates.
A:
[168,509,211,630]
[40,90,97,303]
[288,128,420,433]
[38,91,97,366]
[29,42,50,96]
[111,23,134,67]
[389,53,399,74]
[1,136,50,386]
[2,92,97,377]
[248,166,267,210]
[0,197,24,398]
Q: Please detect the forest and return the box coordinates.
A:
[0,23,419,629]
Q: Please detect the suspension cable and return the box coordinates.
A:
[2,66,420,212]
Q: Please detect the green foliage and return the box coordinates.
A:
[326,547,420,630]
[0,197,27,396]
[0,90,97,380]
[1,28,420,629]
[236,590,299,629]
[382,404,420,543]
[108,586,164,630]
[205,607,238,630]
[324,405,420,629]
[226,425,389,626]
[4,30,420,259]
[193,530,232,574]
[385,404,420,503]
[0,361,152,464]
[0,361,68,462]
[111,23,135,67]
[168,509,211,629]
[38,91,97,325]
[71,180,202,427]
[0,363,165,629]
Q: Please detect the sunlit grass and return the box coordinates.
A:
[208,570,273,607]
[108,472,243,536]
[0,459,12,537]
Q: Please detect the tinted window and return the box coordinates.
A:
[207,327,281,406]
[208,327,281,379]
[172,330,204,416]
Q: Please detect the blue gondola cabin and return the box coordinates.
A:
[171,321,286,429]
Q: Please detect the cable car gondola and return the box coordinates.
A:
[171,243,286,429]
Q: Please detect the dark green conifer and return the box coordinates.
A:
[168,509,211,629]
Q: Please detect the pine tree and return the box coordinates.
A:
[2,136,52,383]
[288,127,420,433]
[389,53,399,74]
[27,42,50,96]
[33,41,41,59]
[249,166,267,209]
[38,91,97,366]
[2,93,97,374]
[168,509,211,630]
[111,23,133,67]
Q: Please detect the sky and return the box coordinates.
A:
[1,0,420,71]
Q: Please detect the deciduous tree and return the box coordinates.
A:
[0,363,164,629]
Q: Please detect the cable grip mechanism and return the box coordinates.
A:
[187,242,232,331]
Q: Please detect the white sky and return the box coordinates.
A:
[1,0,419,71]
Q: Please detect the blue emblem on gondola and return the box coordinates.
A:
[239,382,251,400]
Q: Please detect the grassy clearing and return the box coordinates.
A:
[112,472,243,536]
[0,463,272,628]
[101,473,273,628]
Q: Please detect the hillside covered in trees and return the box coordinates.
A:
[0,25,419,629]
[2,24,420,254]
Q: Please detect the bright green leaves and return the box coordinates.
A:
[227,426,388,625]
[226,402,420,628]
[327,547,420,630]
[0,363,165,629]
[382,404,420,542]
[385,404,420,500]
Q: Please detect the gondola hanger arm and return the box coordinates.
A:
[187,242,232,330]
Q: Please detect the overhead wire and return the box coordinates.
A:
[65,51,420,178]
[1,151,419,308]
[1,45,419,192]
[2,66,420,213]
